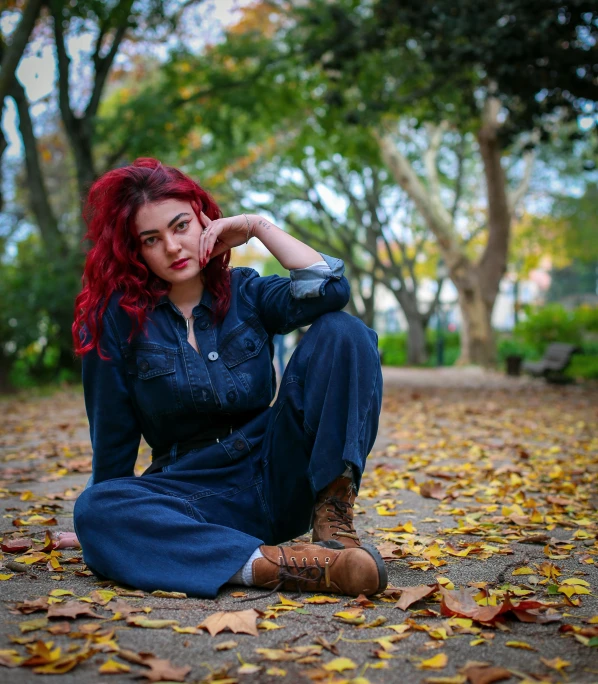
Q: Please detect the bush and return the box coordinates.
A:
[514,303,584,352]
[378,330,460,367]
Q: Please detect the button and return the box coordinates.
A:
[199,320,209,330]
[233,439,245,451]
[208,351,219,361]
[227,390,237,403]
[245,339,255,351]
[139,360,150,372]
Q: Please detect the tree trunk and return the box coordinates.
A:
[405,314,427,365]
[455,276,496,366]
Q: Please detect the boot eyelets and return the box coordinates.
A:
[290,556,296,562]
[325,557,330,562]
[302,557,307,562]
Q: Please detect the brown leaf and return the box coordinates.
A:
[46,621,71,635]
[314,636,340,655]
[139,656,191,682]
[419,481,447,500]
[47,601,103,620]
[106,598,145,618]
[14,597,50,614]
[463,665,512,684]
[199,609,259,637]
[1,537,33,553]
[395,584,438,611]
[439,587,504,623]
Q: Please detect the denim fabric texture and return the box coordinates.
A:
[74,251,384,598]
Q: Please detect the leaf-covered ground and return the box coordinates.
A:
[0,368,596,683]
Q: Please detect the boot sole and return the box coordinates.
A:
[361,543,388,595]
[315,541,388,596]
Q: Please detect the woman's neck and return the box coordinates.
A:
[168,275,204,318]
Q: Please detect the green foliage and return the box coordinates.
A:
[500,304,598,379]
[379,330,461,367]
[513,304,585,352]
[0,235,82,389]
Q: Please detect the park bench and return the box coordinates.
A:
[522,342,580,383]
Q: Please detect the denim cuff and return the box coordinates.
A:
[289,252,345,299]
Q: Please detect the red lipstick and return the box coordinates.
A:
[170,258,190,270]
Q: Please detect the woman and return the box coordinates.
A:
[72,158,386,599]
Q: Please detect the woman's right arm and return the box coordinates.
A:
[81,306,142,487]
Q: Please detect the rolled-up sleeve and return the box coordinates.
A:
[237,252,351,336]
[289,253,345,299]
[81,307,141,487]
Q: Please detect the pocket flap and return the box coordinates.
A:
[128,350,176,379]
[219,316,268,368]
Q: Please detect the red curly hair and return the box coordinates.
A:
[72,158,232,360]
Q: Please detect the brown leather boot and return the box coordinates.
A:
[252,542,387,597]
[312,475,361,549]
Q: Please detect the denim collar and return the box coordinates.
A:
[156,286,214,312]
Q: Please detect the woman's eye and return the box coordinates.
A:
[176,221,190,231]
[144,237,157,246]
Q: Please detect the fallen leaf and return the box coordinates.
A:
[47,602,103,620]
[126,617,180,629]
[99,657,131,674]
[418,653,448,670]
[505,640,535,650]
[396,584,438,611]
[462,665,511,684]
[199,609,259,637]
[151,590,187,599]
[322,657,357,672]
[139,656,191,682]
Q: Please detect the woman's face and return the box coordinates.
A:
[135,199,204,284]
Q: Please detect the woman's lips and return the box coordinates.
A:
[170,258,190,270]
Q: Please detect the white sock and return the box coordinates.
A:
[228,546,264,586]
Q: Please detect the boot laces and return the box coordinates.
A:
[241,546,327,602]
[320,495,359,540]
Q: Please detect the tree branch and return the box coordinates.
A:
[0,0,43,104]
[423,121,448,204]
[373,126,464,267]
[508,147,535,214]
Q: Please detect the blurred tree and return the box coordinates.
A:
[272,0,597,365]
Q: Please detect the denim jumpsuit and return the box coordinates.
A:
[74,252,383,598]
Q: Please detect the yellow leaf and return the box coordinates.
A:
[258,620,283,630]
[0,574,14,580]
[418,653,448,670]
[171,626,201,634]
[323,657,357,672]
[277,594,302,607]
[126,617,179,629]
[505,641,535,650]
[540,656,571,672]
[98,658,130,674]
[512,567,534,575]
[237,663,261,674]
[151,590,187,599]
[469,638,486,646]
[376,506,396,516]
[266,667,287,676]
[561,578,590,587]
[303,595,341,604]
[48,589,74,597]
[386,624,410,634]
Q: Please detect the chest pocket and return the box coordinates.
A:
[219,316,268,368]
[126,345,181,417]
[219,316,271,400]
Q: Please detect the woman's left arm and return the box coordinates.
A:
[249,215,322,269]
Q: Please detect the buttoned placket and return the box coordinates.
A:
[167,300,238,412]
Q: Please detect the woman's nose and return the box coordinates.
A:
[164,234,181,253]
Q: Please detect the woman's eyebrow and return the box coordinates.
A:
[139,212,191,237]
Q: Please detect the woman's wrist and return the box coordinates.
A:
[249,215,275,242]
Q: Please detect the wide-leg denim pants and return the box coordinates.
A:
[74,311,383,598]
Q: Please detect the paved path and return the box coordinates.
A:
[0,370,596,683]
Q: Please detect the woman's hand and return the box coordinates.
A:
[198,212,253,268]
